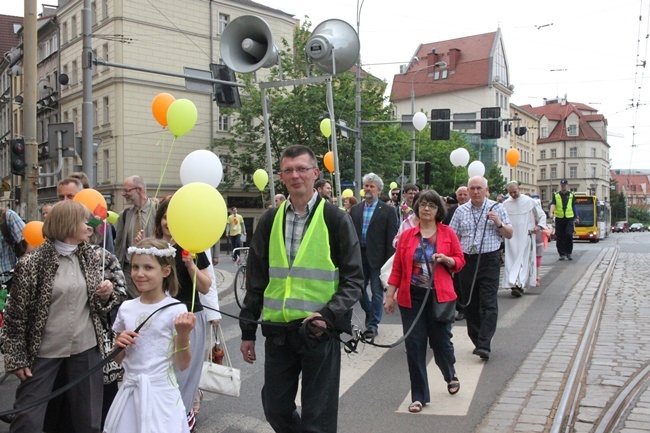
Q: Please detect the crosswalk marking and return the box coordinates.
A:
[395,327,483,415]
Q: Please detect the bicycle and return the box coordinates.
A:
[232,247,249,309]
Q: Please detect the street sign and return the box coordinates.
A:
[47,122,76,159]
[184,67,214,93]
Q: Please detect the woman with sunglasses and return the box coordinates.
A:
[384,190,465,413]
[1,200,120,431]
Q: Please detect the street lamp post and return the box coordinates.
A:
[409,61,447,183]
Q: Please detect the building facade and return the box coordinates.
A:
[508,103,538,195]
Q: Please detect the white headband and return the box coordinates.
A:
[127,243,176,258]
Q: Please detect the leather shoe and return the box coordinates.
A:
[472,347,490,360]
[511,287,522,298]
[455,312,465,321]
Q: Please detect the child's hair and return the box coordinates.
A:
[128,237,179,297]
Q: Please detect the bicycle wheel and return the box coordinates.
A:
[234,266,247,309]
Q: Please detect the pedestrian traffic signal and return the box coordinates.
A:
[210,64,241,109]
[11,138,25,176]
[430,109,450,140]
[480,107,501,139]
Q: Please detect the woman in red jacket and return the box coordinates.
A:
[385,190,465,413]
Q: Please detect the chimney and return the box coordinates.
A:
[448,48,460,70]
[427,48,439,67]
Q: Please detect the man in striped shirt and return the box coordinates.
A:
[449,176,512,361]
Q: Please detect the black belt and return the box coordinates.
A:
[464,250,499,257]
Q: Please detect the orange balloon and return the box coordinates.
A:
[24,221,45,247]
[323,151,335,173]
[73,189,107,214]
[151,93,176,127]
[506,148,520,167]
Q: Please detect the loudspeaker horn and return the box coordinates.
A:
[220,15,278,73]
[306,19,360,75]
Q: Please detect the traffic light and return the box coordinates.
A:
[430,109,450,140]
[515,126,527,136]
[210,64,241,109]
[11,138,25,176]
[424,162,431,184]
[480,107,501,139]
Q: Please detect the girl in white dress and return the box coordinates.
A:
[103,238,196,433]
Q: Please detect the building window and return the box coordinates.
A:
[540,149,546,160]
[71,60,78,85]
[550,166,557,179]
[540,167,546,180]
[219,154,229,182]
[62,22,68,44]
[102,0,108,20]
[92,49,98,75]
[569,166,577,178]
[433,70,440,80]
[540,126,548,138]
[551,149,557,158]
[103,149,109,181]
[218,13,229,35]
[93,100,98,127]
[591,148,596,157]
[569,147,577,157]
[567,124,578,136]
[591,166,597,178]
[495,91,499,106]
[91,1,97,26]
[441,69,448,79]
[71,15,77,38]
[72,108,78,132]
[218,114,229,131]
[103,96,109,124]
[101,43,109,71]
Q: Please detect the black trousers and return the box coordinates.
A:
[458,251,500,352]
[262,329,341,433]
[555,217,575,256]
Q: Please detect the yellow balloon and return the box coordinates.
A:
[253,169,269,191]
[342,188,353,198]
[167,182,227,254]
[106,211,119,225]
[389,182,398,190]
[320,118,332,138]
[359,189,365,198]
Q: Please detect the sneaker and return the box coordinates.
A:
[511,287,522,298]
[567,254,573,261]
[559,255,566,261]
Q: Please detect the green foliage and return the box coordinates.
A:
[485,164,507,199]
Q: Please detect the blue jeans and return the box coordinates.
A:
[399,285,456,404]
[360,253,384,331]
[231,234,242,259]
[262,329,341,433]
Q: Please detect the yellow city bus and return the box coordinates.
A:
[573,194,608,242]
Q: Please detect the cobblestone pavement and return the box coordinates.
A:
[477,248,650,433]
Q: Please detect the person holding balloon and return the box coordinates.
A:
[239,145,363,433]
[154,198,212,432]
[0,200,120,432]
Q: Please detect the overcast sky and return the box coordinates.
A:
[3,0,649,170]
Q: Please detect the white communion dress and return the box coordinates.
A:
[103,296,190,433]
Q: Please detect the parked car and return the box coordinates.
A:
[613,221,630,233]
[630,223,646,232]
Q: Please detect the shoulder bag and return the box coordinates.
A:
[420,236,456,324]
[199,324,241,397]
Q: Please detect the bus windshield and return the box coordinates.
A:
[574,201,595,227]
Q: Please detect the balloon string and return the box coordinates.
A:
[190,255,197,313]
[261,191,264,208]
[143,135,176,230]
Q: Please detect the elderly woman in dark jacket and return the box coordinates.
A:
[384,190,465,413]
[0,200,120,432]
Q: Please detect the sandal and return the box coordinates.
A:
[192,389,203,416]
[447,377,460,395]
[408,401,423,413]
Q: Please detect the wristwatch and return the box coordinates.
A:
[497,223,504,229]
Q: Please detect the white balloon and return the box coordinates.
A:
[180,150,223,188]
[467,160,486,178]
[412,112,427,131]
[457,148,470,167]
[449,149,461,166]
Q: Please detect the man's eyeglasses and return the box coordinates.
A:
[122,187,137,193]
[280,166,316,176]
[419,202,437,209]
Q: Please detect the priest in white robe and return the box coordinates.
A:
[502,182,547,297]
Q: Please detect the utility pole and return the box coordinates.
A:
[81,0,95,186]
[23,0,38,221]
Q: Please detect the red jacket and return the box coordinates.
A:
[387,223,465,308]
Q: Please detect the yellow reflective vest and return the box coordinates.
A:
[554,192,575,218]
[263,200,339,323]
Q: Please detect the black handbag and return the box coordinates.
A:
[420,236,456,323]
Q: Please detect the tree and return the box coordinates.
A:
[485,163,507,199]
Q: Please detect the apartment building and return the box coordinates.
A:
[390,29,515,182]
[3,0,297,221]
[520,98,611,204]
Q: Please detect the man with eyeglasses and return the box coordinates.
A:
[350,173,398,342]
[240,145,363,433]
[114,175,157,297]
